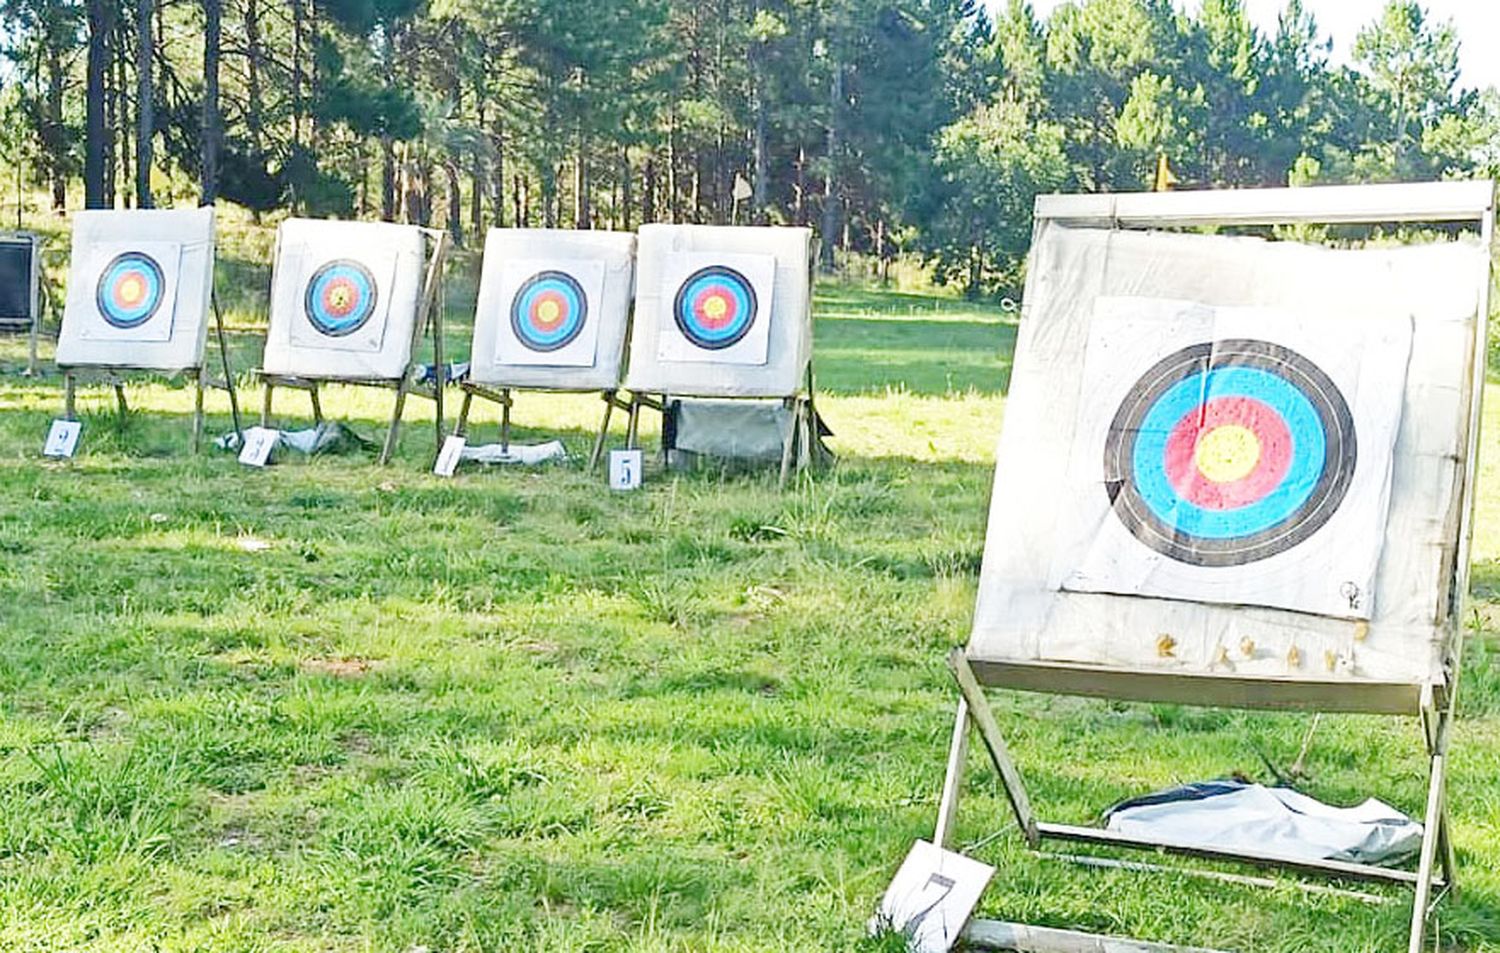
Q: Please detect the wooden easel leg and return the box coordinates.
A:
[114,381,129,419]
[659,393,670,468]
[455,390,475,439]
[934,699,970,850]
[1407,750,1448,953]
[309,385,324,426]
[590,392,616,472]
[64,373,77,421]
[501,389,512,452]
[193,367,206,453]
[626,396,642,451]
[947,648,1040,846]
[212,292,243,442]
[779,400,798,490]
[261,382,274,427]
[380,381,409,466]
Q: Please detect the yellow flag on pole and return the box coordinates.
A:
[1154,153,1179,192]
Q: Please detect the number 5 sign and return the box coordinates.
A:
[610,449,643,492]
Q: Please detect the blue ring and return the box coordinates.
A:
[1130,367,1326,539]
[672,266,758,350]
[510,271,588,352]
[304,260,379,337]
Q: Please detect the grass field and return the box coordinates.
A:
[0,210,1498,952]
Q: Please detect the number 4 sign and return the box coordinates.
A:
[872,841,994,953]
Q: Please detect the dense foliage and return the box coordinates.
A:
[0,0,1495,294]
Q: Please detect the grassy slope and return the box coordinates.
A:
[0,209,1494,952]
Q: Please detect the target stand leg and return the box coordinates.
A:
[260,380,274,428]
[380,381,410,466]
[455,389,475,440]
[309,385,325,426]
[500,389,512,453]
[64,372,77,422]
[193,367,206,454]
[589,391,618,472]
[113,381,129,421]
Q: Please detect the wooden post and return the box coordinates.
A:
[193,365,206,452]
[589,391,616,471]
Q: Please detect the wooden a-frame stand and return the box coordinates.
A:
[61,291,244,452]
[258,229,450,466]
[626,363,823,490]
[454,384,631,472]
[930,182,1494,953]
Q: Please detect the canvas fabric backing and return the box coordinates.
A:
[969,223,1482,688]
[625,225,812,397]
[56,207,216,371]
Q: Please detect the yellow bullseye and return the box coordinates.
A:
[118,276,145,305]
[537,300,562,324]
[1195,425,1261,484]
[703,295,729,320]
[329,286,352,310]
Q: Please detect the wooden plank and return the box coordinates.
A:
[933,699,970,850]
[1036,823,1433,888]
[1034,181,1493,228]
[965,659,1427,716]
[948,649,1038,845]
[965,919,1229,953]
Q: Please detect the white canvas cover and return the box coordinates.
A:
[970,223,1482,688]
[625,225,812,398]
[469,229,636,390]
[261,219,427,381]
[56,207,216,371]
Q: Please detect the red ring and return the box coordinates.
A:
[1162,396,1293,510]
[692,287,739,330]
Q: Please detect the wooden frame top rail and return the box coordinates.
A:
[1035,181,1496,228]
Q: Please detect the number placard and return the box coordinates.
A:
[434,435,467,477]
[43,420,82,459]
[872,841,994,953]
[610,449,643,492]
[238,427,278,468]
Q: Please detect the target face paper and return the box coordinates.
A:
[287,247,399,353]
[494,259,605,367]
[1050,297,1411,620]
[657,253,775,366]
[77,241,183,343]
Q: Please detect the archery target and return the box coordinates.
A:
[76,241,184,343]
[287,245,399,354]
[304,260,379,337]
[494,257,605,367]
[1104,340,1357,568]
[1051,297,1411,621]
[657,252,775,366]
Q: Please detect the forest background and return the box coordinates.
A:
[1,0,1496,297]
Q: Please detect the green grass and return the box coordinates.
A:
[0,206,1497,951]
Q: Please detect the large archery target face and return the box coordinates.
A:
[76,240,184,343]
[1105,340,1357,567]
[305,259,379,337]
[657,252,775,366]
[1051,297,1411,621]
[96,252,166,329]
[492,257,606,368]
[286,245,399,354]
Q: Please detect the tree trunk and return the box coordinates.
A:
[643,156,657,224]
[619,149,633,232]
[202,0,222,205]
[44,45,67,210]
[819,64,843,273]
[291,0,304,151]
[136,0,155,208]
[85,0,111,209]
[445,161,464,246]
[244,0,264,154]
[115,19,131,207]
[574,129,589,229]
[381,137,397,221]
